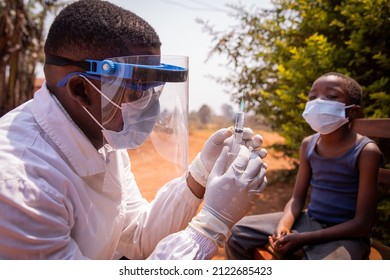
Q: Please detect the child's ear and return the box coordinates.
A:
[347,105,364,120]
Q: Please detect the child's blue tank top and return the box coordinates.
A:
[306,133,374,225]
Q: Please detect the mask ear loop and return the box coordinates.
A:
[345,104,361,120]
[79,74,121,110]
[78,74,122,131]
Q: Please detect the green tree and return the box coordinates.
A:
[0,0,63,116]
[199,0,390,160]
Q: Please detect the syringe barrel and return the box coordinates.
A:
[234,111,245,135]
[229,111,245,158]
[228,100,245,162]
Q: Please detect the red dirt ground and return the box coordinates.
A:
[128,128,295,260]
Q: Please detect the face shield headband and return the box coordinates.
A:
[46,54,188,83]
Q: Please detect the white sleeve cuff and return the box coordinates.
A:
[185,226,218,259]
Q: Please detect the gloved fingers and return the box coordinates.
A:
[230,145,251,171]
[248,166,267,193]
[209,146,230,177]
[210,127,234,145]
[243,153,264,180]
[259,176,268,192]
[242,127,254,140]
[250,175,268,193]
[250,147,268,159]
[244,134,263,150]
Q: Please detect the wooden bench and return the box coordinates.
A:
[255,118,390,260]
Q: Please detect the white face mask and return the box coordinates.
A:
[302,99,353,135]
[81,76,161,150]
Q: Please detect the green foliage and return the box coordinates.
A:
[199,0,390,159]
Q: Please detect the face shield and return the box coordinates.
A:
[49,54,189,184]
[113,56,190,185]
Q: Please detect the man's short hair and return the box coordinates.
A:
[44,0,161,60]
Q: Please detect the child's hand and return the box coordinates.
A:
[268,232,303,258]
[270,226,290,241]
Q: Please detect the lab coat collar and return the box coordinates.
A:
[31,82,107,177]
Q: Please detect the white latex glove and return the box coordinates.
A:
[189,127,267,187]
[189,145,267,247]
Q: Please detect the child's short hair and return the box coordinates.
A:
[44,0,161,60]
[322,72,362,105]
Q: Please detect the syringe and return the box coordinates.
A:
[229,99,245,156]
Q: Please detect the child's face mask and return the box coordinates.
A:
[302,99,354,135]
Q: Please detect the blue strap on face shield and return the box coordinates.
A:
[45,54,188,83]
[57,71,165,90]
[86,59,186,80]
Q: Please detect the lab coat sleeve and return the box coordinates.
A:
[118,172,203,259]
[147,206,231,259]
[0,173,87,259]
[147,224,219,260]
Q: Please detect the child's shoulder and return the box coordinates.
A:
[357,133,381,151]
[355,133,383,165]
[302,133,318,145]
[300,133,319,155]
[359,135,382,155]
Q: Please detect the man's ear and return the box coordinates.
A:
[66,75,95,107]
[347,105,364,120]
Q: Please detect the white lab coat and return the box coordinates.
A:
[0,83,215,259]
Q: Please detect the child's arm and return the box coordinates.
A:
[350,141,381,235]
[273,137,312,237]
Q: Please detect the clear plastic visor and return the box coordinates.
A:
[104,56,189,191]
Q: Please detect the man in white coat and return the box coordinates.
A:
[0,0,267,260]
